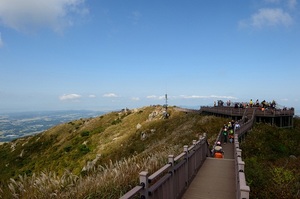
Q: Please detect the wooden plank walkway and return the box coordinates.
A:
[182,143,235,199]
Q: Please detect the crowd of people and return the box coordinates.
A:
[214,99,278,110]
[211,98,294,158]
[213,120,240,158]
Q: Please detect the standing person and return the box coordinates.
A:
[256,99,259,107]
[250,99,253,107]
[229,129,234,143]
[214,141,224,158]
[234,122,240,131]
[223,128,228,144]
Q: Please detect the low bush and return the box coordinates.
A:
[241,120,300,199]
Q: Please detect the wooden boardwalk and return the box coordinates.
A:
[182,143,235,199]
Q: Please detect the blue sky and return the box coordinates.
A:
[0,0,299,113]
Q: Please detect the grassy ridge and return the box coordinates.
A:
[0,106,227,198]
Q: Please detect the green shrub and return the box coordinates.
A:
[64,145,72,152]
[81,131,90,137]
[242,121,300,198]
[79,145,90,154]
[111,118,122,125]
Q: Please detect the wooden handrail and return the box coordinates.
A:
[148,164,171,182]
[119,186,143,199]
[234,133,250,199]
[120,133,209,199]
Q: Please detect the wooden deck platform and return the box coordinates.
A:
[182,143,235,199]
[200,106,294,128]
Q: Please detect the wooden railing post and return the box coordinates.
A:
[199,134,203,140]
[139,171,149,199]
[238,157,245,172]
[184,145,189,186]
[193,140,197,145]
[168,155,175,199]
[198,134,205,160]
[240,180,250,199]
[192,140,198,172]
[202,133,209,158]
[168,155,174,169]
[236,148,242,157]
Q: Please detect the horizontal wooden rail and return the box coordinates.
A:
[174,152,185,162]
[120,186,143,199]
[148,164,171,182]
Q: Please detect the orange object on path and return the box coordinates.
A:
[214,152,223,158]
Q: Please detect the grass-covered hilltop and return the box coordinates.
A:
[0,105,299,199]
[0,106,227,198]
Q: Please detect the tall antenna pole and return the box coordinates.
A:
[163,93,169,119]
[165,93,168,111]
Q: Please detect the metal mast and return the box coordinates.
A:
[163,93,169,119]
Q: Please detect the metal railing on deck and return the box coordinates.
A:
[200,106,244,116]
[120,133,209,199]
[200,106,294,118]
[236,108,256,139]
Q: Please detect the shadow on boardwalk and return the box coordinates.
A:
[182,143,235,199]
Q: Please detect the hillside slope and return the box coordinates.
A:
[0,106,227,198]
[241,119,300,199]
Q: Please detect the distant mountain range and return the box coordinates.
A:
[0,110,105,142]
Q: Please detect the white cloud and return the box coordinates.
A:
[287,0,297,9]
[131,97,140,101]
[0,0,88,33]
[240,8,293,28]
[88,94,96,98]
[0,32,3,47]
[146,94,237,101]
[146,95,157,99]
[264,0,297,9]
[103,93,118,98]
[146,95,165,100]
[178,95,237,100]
[252,8,292,27]
[59,93,81,101]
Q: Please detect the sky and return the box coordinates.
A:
[0,0,299,113]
